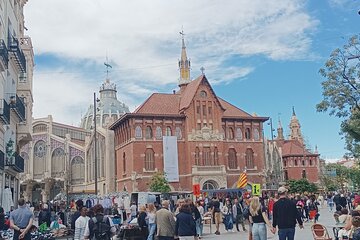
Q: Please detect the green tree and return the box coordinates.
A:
[149,172,171,193]
[317,34,360,157]
[287,179,318,193]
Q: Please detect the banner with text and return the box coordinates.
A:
[163,136,179,182]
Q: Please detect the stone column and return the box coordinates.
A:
[42,178,54,202]
[24,181,33,202]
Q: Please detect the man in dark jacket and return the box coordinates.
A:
[272,187,303,240]
[175,203,196,238]
[38,204,51,227]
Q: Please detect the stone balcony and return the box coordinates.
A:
[192,165,226,175]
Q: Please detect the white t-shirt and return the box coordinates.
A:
[130,205,137,216]
[74,216,90,240]
[147,212,156,224]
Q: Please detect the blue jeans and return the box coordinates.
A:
[278,228,295,240]
[252,223,267,240]
[195,218,203,236]
[223,214,233,230]
[147,223,156,240]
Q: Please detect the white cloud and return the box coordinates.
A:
[24,0,318,125]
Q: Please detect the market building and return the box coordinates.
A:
[19,79,130,203]
[110,35,269,192]
[0,0,34,209]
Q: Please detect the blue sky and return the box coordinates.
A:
[24,0,360,160]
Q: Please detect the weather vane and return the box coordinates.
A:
[200,67,205,75]
[104,56,112,79]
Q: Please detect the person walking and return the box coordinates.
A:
[249,197,272,240]
[175,203,196,240]
[222,199,234,232]
[10,198,33,240]
[272,187,303,240]
[84,204,116,240]
[196,201,204,239]
[147,203,157,240]
[74,207,89,240]
[155,200,176,240]
[211,196,221,235]
[233,198,246,232]
[138,205,149,239]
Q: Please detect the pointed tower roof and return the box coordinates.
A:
[277,117,284,140]
[289,107,304,144]
[178,30,191,87]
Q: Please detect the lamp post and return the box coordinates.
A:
[93,93,99,198]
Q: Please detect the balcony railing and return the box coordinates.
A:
[7,94,26,121]
[8,35,26,73]
[0,39,9,70]
[5,153,24,173]
[0,99,10,124]
[0,150,4,170]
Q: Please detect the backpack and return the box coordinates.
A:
[90,215,111,240]
[243,206,250,220]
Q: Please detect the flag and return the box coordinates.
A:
[237,172,247,189]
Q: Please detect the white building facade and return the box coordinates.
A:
[0,0,34,210]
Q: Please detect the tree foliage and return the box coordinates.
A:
[149,172,171,193]
[321,163,360,190]
[317,34,360,157]
[287,179,318,193]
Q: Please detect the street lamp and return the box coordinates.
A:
[93,93,100,199]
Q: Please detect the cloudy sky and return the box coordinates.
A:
[24,0,359,160]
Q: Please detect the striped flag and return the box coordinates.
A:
[237,172,247,189]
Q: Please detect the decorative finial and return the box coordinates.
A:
[292,106,296,116]
[200,67,205,75]
[104,56,112,79]
[179,28,185,48]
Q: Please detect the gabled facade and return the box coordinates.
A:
[111,35,268,192]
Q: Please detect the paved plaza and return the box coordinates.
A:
[200,204,336,239]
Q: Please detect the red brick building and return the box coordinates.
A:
[110,36,268,192]
[274,109,320,183]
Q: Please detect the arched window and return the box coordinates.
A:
[245,148,254,169]
[228,148,237,169]
[165,127,172,136]
[123,152,126,173]
[214,147,219,165]
[155,126,162,140]
[228,127,235,140]
[33,140,46,178]
[283,160,287,167]
[245,128,251,140]
[195,147,200,165]
[253,128,260,141]
[71,156,85,185]
[236,128,243,140]
[135,126,142,139]
[302,169,306,179]
[284,170,289,180]
[203,180,218,190]
[203,147,211,166]
[309,159,313,166]
[51,148,65,178]
[294,159,298,166]
[302,160,305,166]
[175,127,182,140]
[145,126,153,139]
[145,149,155,171]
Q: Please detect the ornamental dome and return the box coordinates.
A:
[80,79,130,130]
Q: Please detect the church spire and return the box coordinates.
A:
[289,107,304,144]
[178,29,191,87]
[277,117,284,140]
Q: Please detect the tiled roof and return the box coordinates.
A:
[135,93,181,115]
[179,75,203,110]
[281,140,314,156]
[218,98,252,118]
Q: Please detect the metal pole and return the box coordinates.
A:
[94,92,98,198]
